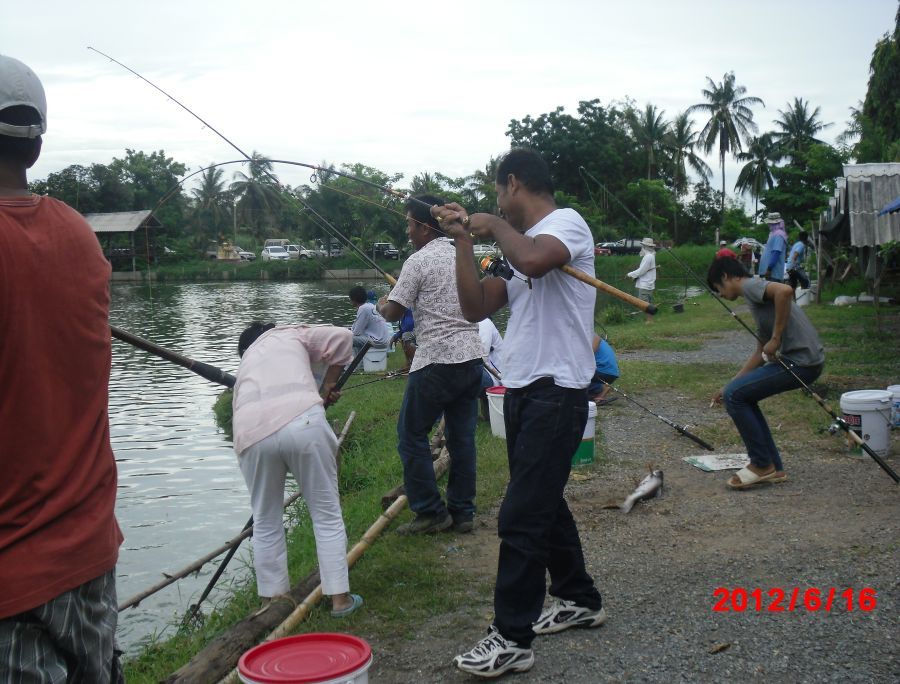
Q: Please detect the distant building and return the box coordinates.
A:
[83,210,162,276]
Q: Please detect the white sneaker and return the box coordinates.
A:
[453,626,534,678]
[532,599,607,635]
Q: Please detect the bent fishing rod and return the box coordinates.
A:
[579,166,899,484]
[88,47,399,287]
[599,380,714,451]
[91,48,657,315]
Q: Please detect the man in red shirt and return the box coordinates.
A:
[0,54,123,682]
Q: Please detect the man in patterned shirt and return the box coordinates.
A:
[377,194,484,534]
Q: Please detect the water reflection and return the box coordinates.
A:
[110,279,384,652]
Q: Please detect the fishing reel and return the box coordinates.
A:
[480,255,531,287]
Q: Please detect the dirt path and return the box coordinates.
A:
[364,334,899,683]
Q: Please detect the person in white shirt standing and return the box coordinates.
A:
[435,149,605,679]
[627,237,658,323]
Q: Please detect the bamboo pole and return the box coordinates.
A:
[119,412,356,611]
[560,265,656,314]
[219,446,451,684]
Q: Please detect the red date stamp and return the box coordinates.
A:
[712,587,877,612]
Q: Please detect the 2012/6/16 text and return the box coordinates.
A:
[711,587,877,613]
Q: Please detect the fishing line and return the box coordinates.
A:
[579,166,899,483]
[341,368,410,391]
[599,380,714,451]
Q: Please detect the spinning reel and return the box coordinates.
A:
[480,255,531,287]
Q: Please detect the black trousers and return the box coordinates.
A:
[493,380,602,647]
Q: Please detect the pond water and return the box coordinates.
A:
[110,278,392,653]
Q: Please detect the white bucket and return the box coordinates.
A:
[362,348,388,372]
[888,384,900,428]
[239,633,372,684]
[839,390,893,458]
[486,386,506,439]
[572,401,597,466]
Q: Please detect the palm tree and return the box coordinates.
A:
[191,165,229,241]
[230,152,283,239]
[688,72,764,243]
[666,113,713,244]
[772,97,832,160]
[734,133,780,220]
[628,103,670,180]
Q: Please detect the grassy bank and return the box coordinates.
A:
[124,275,899,681]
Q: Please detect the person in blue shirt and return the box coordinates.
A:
[786,230,811,291]
[587,333,620,406]
[390,307,416,369]
[760,212,788,282]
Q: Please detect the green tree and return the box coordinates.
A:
[627,103,670,180]
[108,149,187,236]
[189,165,230,244]
[855,8,900,161]
[760,143,846,224]
[687,71,764,243]
[666,112,712,244]
[682,181,723,244]
[735,133,780,220]
[230,152,284,239]
[772,97,832,160]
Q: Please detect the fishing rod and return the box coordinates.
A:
[579,167,899,484]
[88,47,400,286]
[341,367,410,391]
[599,380,714,451]
[110,325,236,388]
[93,48,660,317]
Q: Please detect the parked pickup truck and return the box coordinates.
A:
[607,238,643,255]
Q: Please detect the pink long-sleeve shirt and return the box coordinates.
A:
[232,325,353,455]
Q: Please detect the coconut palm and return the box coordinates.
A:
[628,103,670,180]
[772,97,832,160]
[666,113,713,243]
[230,152,283,238]
[687,72,764,243]
[734,133,781,220]
[189,165,231,242]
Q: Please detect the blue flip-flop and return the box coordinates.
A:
[331,594,364,618]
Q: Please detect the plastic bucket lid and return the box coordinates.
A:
[486,386,506,395]
[239,633,372,684]
[839,390,892,411]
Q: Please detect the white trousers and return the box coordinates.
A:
[239,405,350,597]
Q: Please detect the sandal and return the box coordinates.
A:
[727,466,777,490]
[331,593,364,618]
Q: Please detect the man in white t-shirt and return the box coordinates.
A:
[627,237,657,323]
[434,149,605,679]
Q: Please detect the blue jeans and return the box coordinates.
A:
[724,361,823,471]
[493,380,602,647]
[397,360,481,521]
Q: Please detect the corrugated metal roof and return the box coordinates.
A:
[83,210,161,233]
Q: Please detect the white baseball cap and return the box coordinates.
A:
[0,55,47,138]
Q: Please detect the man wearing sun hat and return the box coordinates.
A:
[0,55,124,682]
[627,237,657,323]
[760,211,788,283]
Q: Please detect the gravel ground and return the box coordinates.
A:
[362,332,900,683]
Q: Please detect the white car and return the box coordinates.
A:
[232,245,256,261]
[261,245,290,261]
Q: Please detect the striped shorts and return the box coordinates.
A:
[0,569,122,683]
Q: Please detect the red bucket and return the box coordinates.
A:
[238,633,373,684]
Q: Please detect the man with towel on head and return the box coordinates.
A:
[760,212,788,283]
[628,237,657,323]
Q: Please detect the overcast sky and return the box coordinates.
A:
[3,0,896,201]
